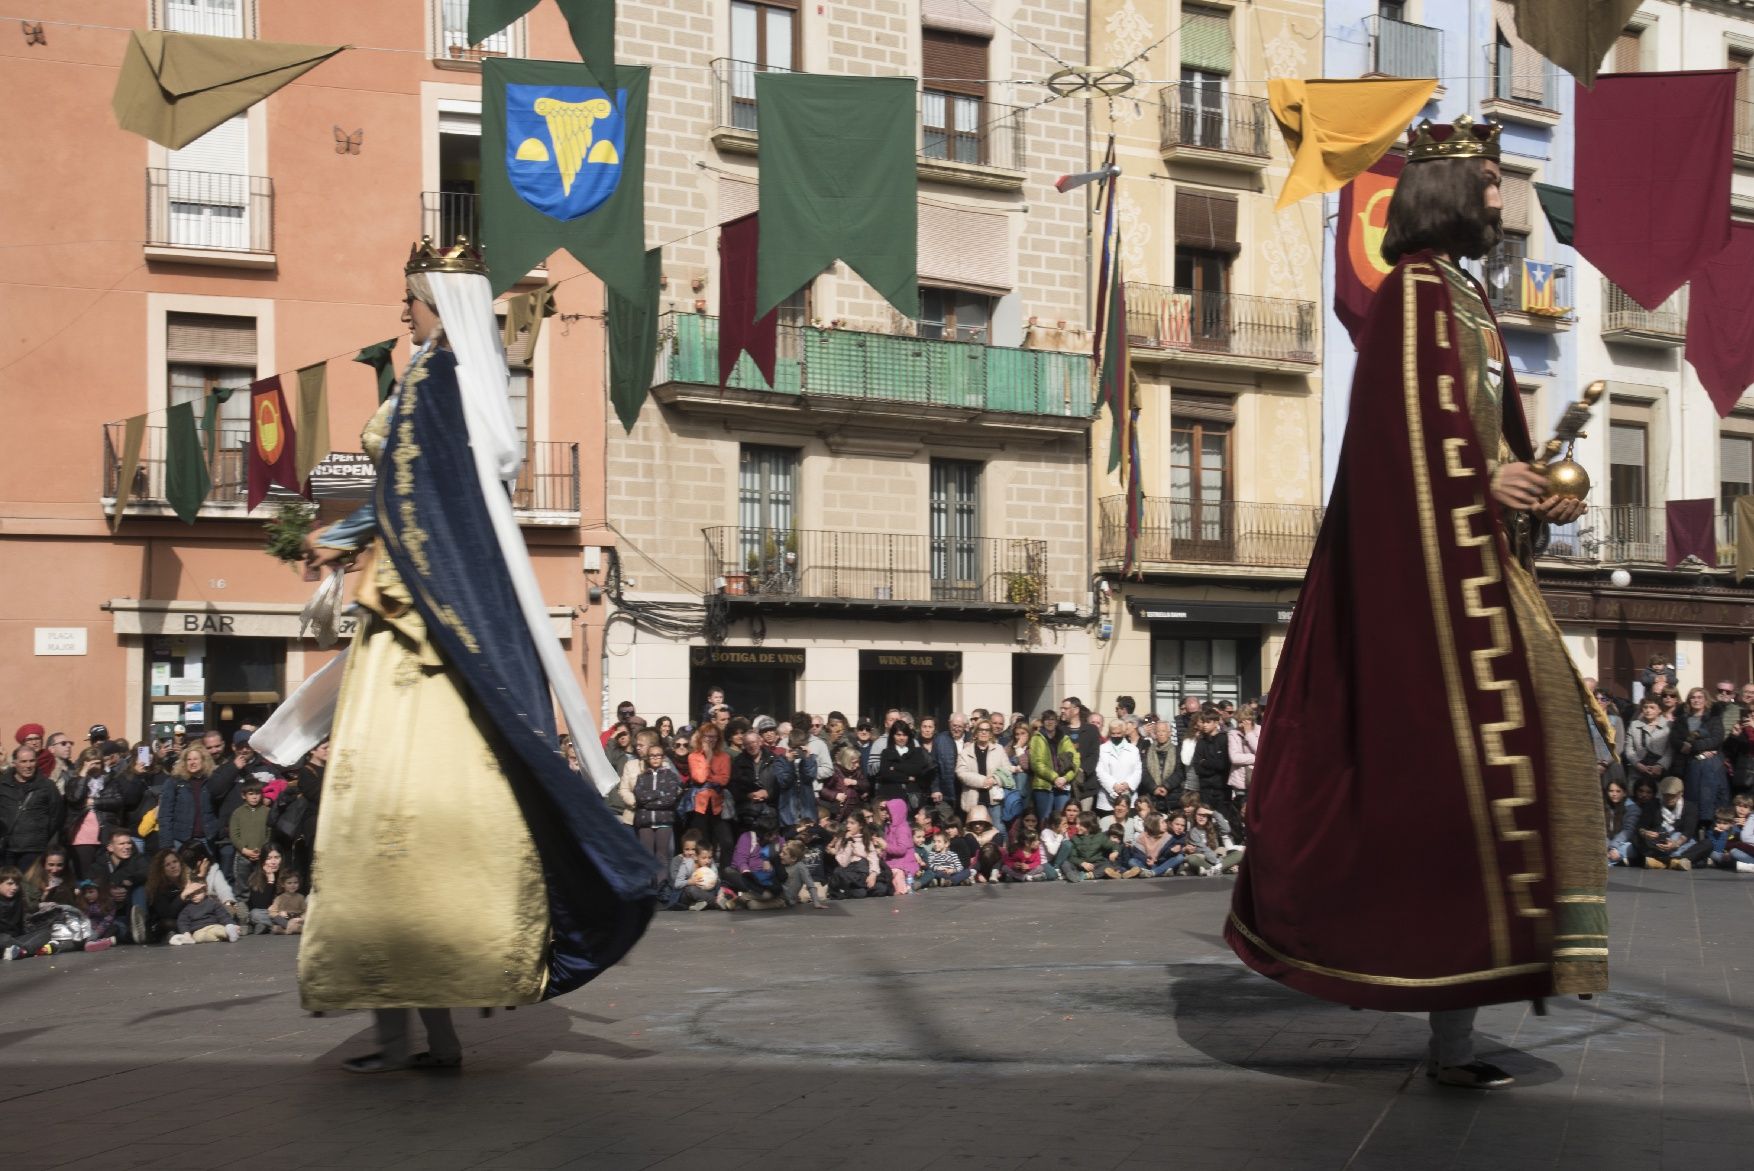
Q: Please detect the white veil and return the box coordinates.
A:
[255,271,619,798]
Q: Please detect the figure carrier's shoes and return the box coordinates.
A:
[1428,1061,1515,1089]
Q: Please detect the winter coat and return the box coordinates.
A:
[1027,731,1079,793]
[1139,738,1181,797]
[1095,739,1142,810]
[1225,726,1260,791]
[0,773,64,853]
[819,766,870,811]
[686,749,732,817]
[954,741,1010,802]
[729,748,789,827]
[929,731,960,798]
[872,745,934,803]
[631,764,685,829]
[176,895,232,936]
[1623,719,1673,773]
[156,777,207,846]
[1188,734,1231,795]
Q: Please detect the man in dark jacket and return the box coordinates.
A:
[1187,709,1239,836]
[1639,776,1708,869]
[930,715,962,810]
[91,828,151,943]
[729,730,787,831]
[1,746,64,870]
[1060,698,1102,810]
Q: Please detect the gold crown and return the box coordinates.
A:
[1406,113,1503,163]
[405,235,489,276]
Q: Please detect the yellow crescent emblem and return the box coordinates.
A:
[256,394,284,463]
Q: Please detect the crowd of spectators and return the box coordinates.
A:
[0,722,321,960]
[6,655,1745,958]
[1595,659,1754,872]
[587,691,1259,911]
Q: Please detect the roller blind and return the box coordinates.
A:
[1175,189,1240,253]
[169,115,247,175]
[923,28,987,97]
[166,313,256,365]
[1171,390,1236,423]
[1614,29,1641,73]
[1610,422,1646,467]
[1181,6,1234,74]
[1500,170,1532,233]
[922,0,994,37]
[1723,434,1754,484]
[918,203,1011,291]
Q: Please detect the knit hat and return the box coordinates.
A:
[14,723,43,743]
[752,715,777,733]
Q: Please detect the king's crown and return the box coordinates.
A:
[1406,114,1503,163]
[405,235,489,276]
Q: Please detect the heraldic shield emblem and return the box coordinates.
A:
[506,84,626,220]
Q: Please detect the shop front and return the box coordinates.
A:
[1126,598,1293,715]
[858,649,961,725]
[1542,587,1754,700]
[689,645,806,721]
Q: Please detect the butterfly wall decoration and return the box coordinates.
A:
[333,126,363,155]
[21,21,46,45]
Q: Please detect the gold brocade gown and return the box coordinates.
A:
[298,391,549,1011]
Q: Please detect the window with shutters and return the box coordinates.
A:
[729,0,798,130]
[432,0,526,64]
[1722,433,1753,516]
[1614,28,1642,73]
[922,29,989,164]
[1733,49,1754,156]
[162,116,252,251]
[1174,189,1238,349]
[499,311,536,457]
[929,459,981,600]
[1178,5,1233,151]
[918,288,993,343]
[166,313,255,430]
[1609,422,1648,507]
[739,445,797,582]
[157,0,250,37]
[1170,402,1233,558]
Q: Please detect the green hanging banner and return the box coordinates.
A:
[353,338,398,403]
[467,0,617,93]
[608,247,662,433]
[480,58,648,299]
[164,400,212,524]
[754,74,918,319]
[1534,182,1574,247]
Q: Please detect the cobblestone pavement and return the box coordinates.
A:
[2,868,1751,1170]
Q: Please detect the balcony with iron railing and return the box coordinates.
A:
[1601,278,1686,347]
[1543,506,1736,570]
[419,191,547,278]
[1098,497,1324,572]
[1483,43,1562,123]
[652,313,1092,420]
[708,58,1027,186]
[1124,283,1317,370]
[1159,88,1271,167]
[101,424,580,524]
[1368,14,1443,81]
[704,526,1048,613]
[1483,238,1573,330]
[145,168,274,267]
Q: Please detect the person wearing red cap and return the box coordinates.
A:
[13,725,52,778]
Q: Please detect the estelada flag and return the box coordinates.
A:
[1333,151,1403,345]
[246,375,307,512]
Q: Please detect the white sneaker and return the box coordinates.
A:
[167,933,191,946]
[1737,861,1754,874]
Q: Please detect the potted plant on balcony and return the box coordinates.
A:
[1004,571,1040,607]
[738,547,761,595]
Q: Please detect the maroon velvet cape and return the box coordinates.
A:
[1225,251,1607,1012]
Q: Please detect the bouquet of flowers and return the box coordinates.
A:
[263,500,318,566]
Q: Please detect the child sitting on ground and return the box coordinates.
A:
[1068,811,1132,879]
[73,881,121,950]
[1183,806,1246,875]
[269,872,306,934]
[778,839,830,907]
[1704,807,1739,870]
[171,881,240,944]
[921,832,973,887]
[1004,831,1057,882]
[1100,798,1144,846]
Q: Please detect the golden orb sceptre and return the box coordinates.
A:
[1532,380,1605,501]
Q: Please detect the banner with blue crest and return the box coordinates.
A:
[482,60,647,299]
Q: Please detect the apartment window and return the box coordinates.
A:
[738,444,797,574]
[775,284,811,360]
[918,288,992,343]
[1378,1,1407,20]
[165,116,250,250]
[161,0,246,37]
[1614,27,1642,73]
[1499,168,1533,240]
[1722,433,1753,515]
[922,30,988,164]
[167,313,255,429]
[426,104,483,245]
[729,0,798,129]
[1153,637,1244,715]
[501,313,536,455]
[1609,421,1648,507]
[930,459,981,599]
[1178,5,1233,150]
[1175,190,1238,347]
[434,0,523,63]
[1170,409,1231,557]
[1733,49,1753,154]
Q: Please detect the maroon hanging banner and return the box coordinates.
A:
[1685,221,1754,417]
[1575,70,1735,311]
[1333,151,1403,345]
[717,212,778,389]
[1665,499,1717,568]
[246,375,307,512]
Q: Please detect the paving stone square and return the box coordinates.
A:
[3,869,1751,1170]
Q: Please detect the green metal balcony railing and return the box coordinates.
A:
[654,313,1093,417]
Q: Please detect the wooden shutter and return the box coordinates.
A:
[923,28,987,97]
[1181,5,1234,74]
[1614,29,1641,73]
[1175,189,1240,254]
[166,313,256,366]
[1171,390,1236,423]
[1500,170,1532,234]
